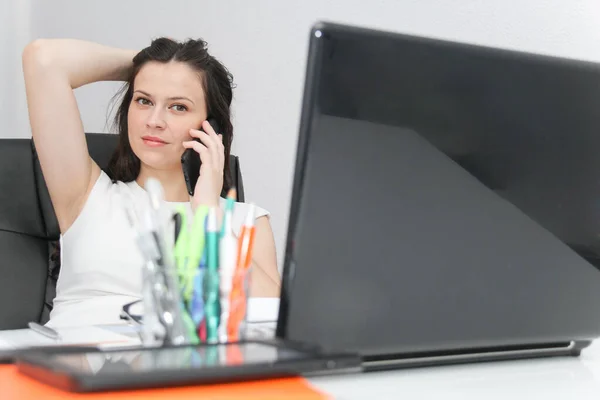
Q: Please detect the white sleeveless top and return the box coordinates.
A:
[47,171,269,328]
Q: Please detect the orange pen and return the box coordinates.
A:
[227,204,256,341]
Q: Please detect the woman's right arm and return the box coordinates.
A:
[22,39,136,233]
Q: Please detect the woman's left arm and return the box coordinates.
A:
[249,216,281,297]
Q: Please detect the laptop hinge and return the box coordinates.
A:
[363,341,576,370]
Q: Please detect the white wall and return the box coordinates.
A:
[1,0,33,139]
[6,0,600,269]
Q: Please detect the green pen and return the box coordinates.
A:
[220,188,237,238]
[185,205,209,301]
[204,207,220,343]
[172,205,201,345]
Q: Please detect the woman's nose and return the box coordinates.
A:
[146,109,166,129]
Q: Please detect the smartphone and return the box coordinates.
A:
[181,117,222,196]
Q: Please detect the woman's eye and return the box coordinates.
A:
[135,98,152,106]
[171,104,188,112]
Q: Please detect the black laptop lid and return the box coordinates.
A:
[277,22,600,358]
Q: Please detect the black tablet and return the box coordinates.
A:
[15,340,361,392]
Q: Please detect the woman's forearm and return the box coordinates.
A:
[22,38,136,89]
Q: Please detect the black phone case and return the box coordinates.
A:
[181,118,221,196]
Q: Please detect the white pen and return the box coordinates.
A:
[218,190,238,342]
[28,322,61,341]
[145,177,187,346]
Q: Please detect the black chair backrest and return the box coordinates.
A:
[0,139,50,329]
[0,133,245,329]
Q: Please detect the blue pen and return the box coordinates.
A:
[190,250,207,328]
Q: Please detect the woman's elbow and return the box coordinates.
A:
[22,39,57,72]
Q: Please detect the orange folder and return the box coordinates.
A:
[0,365,331,400]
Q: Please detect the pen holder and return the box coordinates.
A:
[140,261,165,347]
[141,260,191,347]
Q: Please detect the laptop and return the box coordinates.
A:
[275,21,600,370]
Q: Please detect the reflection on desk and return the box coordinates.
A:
[83,342,281,374]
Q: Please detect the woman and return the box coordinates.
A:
[22,37,281,327]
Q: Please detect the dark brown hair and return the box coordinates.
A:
[107,37,235,194]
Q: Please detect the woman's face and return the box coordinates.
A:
[127,61,207,172]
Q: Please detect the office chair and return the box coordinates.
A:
[0,133,245,330]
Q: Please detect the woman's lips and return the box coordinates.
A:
[142,136,167,147]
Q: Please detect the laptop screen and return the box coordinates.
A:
[277,23,600,357]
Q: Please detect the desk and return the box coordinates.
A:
[4,295,600,399]
[4,335,598,399]
[309,340,600,399]
[59,325,600,399]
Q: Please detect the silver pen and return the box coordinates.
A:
[28,322,61,341]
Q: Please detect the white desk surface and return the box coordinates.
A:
[242,298,600,399]
[310,340,600,399]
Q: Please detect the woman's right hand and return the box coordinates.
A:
[183,120,225,210]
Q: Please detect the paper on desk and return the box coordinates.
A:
[0,326,139,351]
[244,298,279,339]
[247,297,280,322]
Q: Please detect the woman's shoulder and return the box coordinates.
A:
[61,171,143,238]
[221,198,270,236]
[226,199,269,218]
[85,171,146,205]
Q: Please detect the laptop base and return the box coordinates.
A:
[361,340,591,372]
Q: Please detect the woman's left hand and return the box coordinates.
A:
[183,120,224,210]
